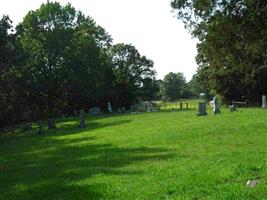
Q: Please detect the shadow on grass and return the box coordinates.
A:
[0,123,175,199]
[0,117,132,139]
[53,119,132,137]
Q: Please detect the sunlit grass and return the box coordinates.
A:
[0,108,266,199]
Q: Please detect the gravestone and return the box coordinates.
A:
[89,107,101,116]
[38,122,44,134]
[246,179,260,188]
[122,106,126,112]
[74,109,78,116]
[209,100,214,109]
[79,109,85,127]
[107,101,112,113]
[134,103,146,111]
[20,123,32,132]
[146,102,153,112]
[229,104,237,112]
[48,118,56,129]
[262,95,267,109]
[117,108,122,113]
[197,102,207,116]
[213,96,221,114]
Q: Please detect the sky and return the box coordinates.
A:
[0,0,198,81]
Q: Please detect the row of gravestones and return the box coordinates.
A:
[197,95,267,116]
[197,96,221,116]
[38,102,115,134]
[38,109,87,134]
[132,102,160,112]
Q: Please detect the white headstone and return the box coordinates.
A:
[107,102,112,113]
[262,95,266,109]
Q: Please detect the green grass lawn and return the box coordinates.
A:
[0,109,266,199]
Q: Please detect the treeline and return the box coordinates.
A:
[0,2,159,127]
[171,0,267,103]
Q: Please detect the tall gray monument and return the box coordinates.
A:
[213,96,221,114]
[262,95,267,109]
[197,102,207,116]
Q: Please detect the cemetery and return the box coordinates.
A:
[1,100,267,199]
[1,1,267,199]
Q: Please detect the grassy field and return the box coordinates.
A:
[0,108,266,199]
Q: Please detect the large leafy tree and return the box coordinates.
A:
[188,74,203,97]
[17,1,112,118]
[160,72,188,101]
[141,77,160,101]
[0,15,22,126]
[111,43,155,107]
[171,0,267,103]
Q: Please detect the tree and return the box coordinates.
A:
[171,0,267,103]
[141,77,160,101]
[160,72,188,101]
[110,43,155,107]
[188,74,203,97]
[16,1,112,119]
[0,15,21,126]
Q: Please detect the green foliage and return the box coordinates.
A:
[16,1,111,117]
[188,74,203,97]
[0,15,22,127]
[110,43,156,107]
[160,72,189,100]
[1,109,266,199]
[141,78,160,101]
[0,2,156,127]
[171,0,267,103]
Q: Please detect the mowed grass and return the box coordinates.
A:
[0,109,266,199]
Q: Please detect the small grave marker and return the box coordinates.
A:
[107,102,112,113]
[213,96,221,114]
[197,102,207,116]
[229,104,237,112]
[89,107,101,116]
[38,122,44,134]
[79,109,85,127]
[48,118,56,129]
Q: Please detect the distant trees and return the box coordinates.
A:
[160,72,189,101]
[110,43,156,108]
[0,2,156,127]
[188,74,203,97]
[171,0,267,103]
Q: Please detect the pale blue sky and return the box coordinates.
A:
[0,0,198,81]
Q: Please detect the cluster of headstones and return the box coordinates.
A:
[38,102,115,134]
[197,96,221,116]
[131,102,159,112]
[197,94,267,116]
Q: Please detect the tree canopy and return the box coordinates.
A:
[0,2,156,127]
[160,72,188,101]
[171,0,267,103]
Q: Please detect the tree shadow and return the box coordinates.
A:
[0,118,132,139]
[53,119,132,137]
[0,132,175,199]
